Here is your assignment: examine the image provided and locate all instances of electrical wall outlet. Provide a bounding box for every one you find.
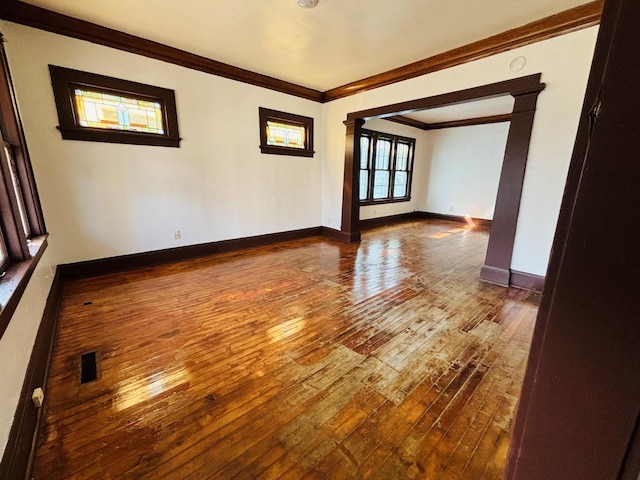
[174,230,181,240]
[32,387,44,408]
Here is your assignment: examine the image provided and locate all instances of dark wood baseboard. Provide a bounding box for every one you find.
[59,227,323,280]
[0,269,63,480]
[416,211,493,227]
[510,270,545,293]
[321,226,361,243]
[320,226,349,243]
[480,265,546,292]
[480,264,511,286]
[359,212,418,229]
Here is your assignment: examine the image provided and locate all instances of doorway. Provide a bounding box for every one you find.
[340,74,545,287]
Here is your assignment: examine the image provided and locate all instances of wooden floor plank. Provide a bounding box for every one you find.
[33,220,539,479]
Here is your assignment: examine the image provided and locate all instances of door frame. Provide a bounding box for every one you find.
[340,74,545,286]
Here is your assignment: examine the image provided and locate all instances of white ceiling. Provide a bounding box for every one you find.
[396,95,515,124]
[22,0,592,91]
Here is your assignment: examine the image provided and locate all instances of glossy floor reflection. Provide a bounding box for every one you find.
[34,219,538,479]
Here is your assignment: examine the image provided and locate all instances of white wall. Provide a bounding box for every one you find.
[0,250,55,456]
[0,20,324,462]
[1,21,324,267]
[322,26,598,276]
[359,118,428,220]
[419,123,510,220]
[0,19,598,462]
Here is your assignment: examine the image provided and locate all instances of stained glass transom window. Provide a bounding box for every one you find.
[266,121,305,149]
[259,108,314,157]
[49,65,180,147]
[73,89,165,135]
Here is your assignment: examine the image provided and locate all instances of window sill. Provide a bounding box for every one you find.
[360,197,411,206]
[0,235,48,339]
[57,127,181,147]
[259,145,315,157]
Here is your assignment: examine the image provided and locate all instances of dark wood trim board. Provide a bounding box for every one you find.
[340,118,365,242]
[320,226,353,243]
[416,211,492,227]
[347,74,544,122]
[59,227,323,280]
[424,114,513,131]
[510,270,545,293]
[0,269,63,480]
[359,212,419,229]
[0,237,48,340]
[0,0,602,103]
[506,0,640,477]
[385,113,512,131]
[0,0,322,102]
[323,1,603,101]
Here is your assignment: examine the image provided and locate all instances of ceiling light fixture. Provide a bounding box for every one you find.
[297,0,319,7]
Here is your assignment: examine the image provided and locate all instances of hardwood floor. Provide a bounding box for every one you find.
[33,220,539,479]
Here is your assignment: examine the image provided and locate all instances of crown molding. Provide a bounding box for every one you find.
[0,1,603,104]
[385,113,512,131]
[0,0,324,102]
[323,0,603,102]
[384,115,430,130]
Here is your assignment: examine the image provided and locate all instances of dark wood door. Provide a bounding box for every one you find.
[505,0,640,478]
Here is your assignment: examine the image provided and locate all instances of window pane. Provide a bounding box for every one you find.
[360,136,370,169]
[266,121,306,149]
[396,143,409,170]
[375,139,391,169]
[0,229,8,270]
[73,88,166,135]
[3,144,29,238]
[359,171,369,200]
[373,170,390,199]
[394,171,408,198]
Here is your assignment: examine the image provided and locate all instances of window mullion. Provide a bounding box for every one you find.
[9,144,45,236]
[388,139,398,200]
[0,226,9,273]
[0,145,29,261]
[368,133,378,202]
[407,142,415,198]
[366,134,374,201]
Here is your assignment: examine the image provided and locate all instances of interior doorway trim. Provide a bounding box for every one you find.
[340,74,545,287]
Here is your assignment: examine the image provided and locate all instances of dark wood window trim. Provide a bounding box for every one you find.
[0,34,48,339]
[0,235,48,338]
[49,65,181,147]
[258,107,314,157]
[359,128,415,205]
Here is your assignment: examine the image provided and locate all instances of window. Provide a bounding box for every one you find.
[0,38,48,339]
[49,65,181,147]
[259,107,314,157]
[359,129,415,204]
[3,142,29,237]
